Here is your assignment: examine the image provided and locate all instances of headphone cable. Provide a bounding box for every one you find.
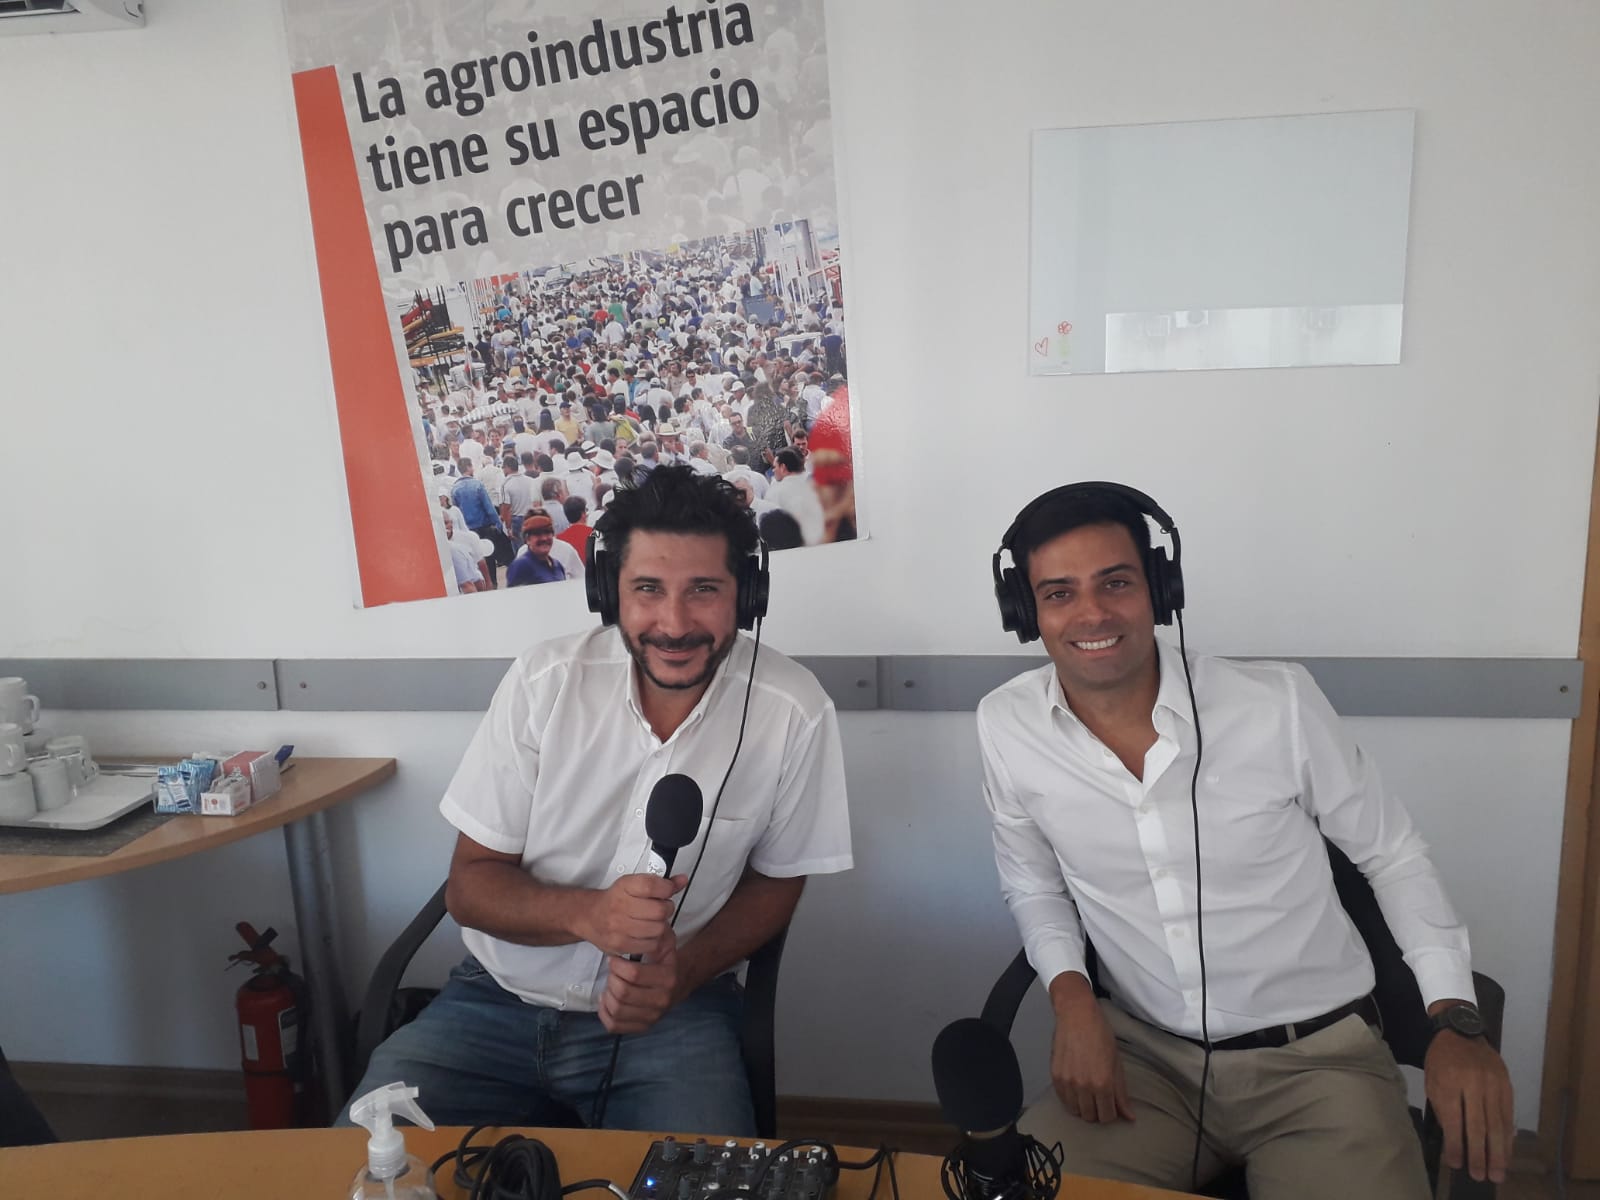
[1176,610,1211,1192]
[589,615,763,1128]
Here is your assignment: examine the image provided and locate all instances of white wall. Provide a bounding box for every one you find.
[1,0,1598,1133]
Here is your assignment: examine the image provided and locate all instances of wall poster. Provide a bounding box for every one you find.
[284,0,857,606]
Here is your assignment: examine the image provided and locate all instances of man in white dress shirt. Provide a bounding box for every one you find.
[978,482,1512,1197]
[343,466,852,1135]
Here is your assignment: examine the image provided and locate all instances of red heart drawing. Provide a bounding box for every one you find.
[1033,337,1049,356]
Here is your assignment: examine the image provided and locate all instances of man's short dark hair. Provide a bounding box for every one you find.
[563,494,589,523]
[597,465,757,578]
[1010,487,1153,583]
[773,448,804,475]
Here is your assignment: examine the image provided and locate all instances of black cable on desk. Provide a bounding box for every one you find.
[429,1125,625,1200]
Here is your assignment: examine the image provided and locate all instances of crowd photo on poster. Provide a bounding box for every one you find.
[409,219,853,596]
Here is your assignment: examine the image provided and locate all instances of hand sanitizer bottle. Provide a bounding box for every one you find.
[348,1082,437,1200]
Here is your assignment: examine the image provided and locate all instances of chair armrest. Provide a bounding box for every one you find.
[740,924,789,1140]
[981,948,1037,1036]
[353,881,450,1091]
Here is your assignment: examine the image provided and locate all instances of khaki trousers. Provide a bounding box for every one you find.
[1019,1001,1430,1200]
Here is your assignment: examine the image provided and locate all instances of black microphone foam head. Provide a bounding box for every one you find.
[931,1018,1025,1134]
[645,773,704,849]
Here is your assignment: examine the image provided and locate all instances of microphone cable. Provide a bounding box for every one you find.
[589,614,763,1128]
[1176,610,1211,1193]
[429,1125,627,1199]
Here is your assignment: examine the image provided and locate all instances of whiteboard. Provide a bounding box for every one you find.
[1030,109,1415,375]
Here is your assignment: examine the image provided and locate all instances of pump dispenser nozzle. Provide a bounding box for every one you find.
[349,1082,435,1181]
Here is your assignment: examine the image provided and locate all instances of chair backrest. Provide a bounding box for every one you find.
[353,881,450,1088]
[350,881,791,1138]
[1323,842,1433,1066]
[740,923,789,1140]
[1323,842,1505,1062]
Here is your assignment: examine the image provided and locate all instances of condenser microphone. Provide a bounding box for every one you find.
[932,1018,1063,1200]
[643,773,703,876]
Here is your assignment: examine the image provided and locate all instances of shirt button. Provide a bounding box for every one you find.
[615,864,625,874]
[635,809,643,818]
[569,983,582,992]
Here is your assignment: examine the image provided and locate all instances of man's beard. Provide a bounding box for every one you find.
[620,627,736,692]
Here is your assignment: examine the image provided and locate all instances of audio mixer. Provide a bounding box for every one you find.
[627,1137,837,1199]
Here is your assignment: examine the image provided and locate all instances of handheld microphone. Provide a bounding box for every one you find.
[625,774,704,964]
[932,1018,1063,1200]
[643,772,703,876]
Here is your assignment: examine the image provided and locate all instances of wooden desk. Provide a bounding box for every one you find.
[0,1126,1199,1198]
[0,757,398,1118]
[0,758,395,894]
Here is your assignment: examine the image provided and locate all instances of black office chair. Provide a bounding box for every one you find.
[979,841,1506,1200]
[0,1044,57,1148]
[350,882,790,1138]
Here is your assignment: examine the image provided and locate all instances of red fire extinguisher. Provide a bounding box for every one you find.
[228,922,310,1129]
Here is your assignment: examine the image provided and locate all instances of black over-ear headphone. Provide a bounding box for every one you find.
[991,481,1184,643]
[586,522,770,631]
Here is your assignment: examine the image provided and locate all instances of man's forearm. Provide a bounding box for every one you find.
[445,859,595,947]
[674,870,805,1000]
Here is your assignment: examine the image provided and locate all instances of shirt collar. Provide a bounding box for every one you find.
[1046,636,1195,732]
[624,630,747,745]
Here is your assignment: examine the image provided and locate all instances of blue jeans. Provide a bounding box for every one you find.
[338,957,755,1136]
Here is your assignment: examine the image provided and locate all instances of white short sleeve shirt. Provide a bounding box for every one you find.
[440,626,853,1009]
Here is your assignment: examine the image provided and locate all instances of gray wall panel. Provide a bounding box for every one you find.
[1289,657,1582,719]
[0,659,278,711]
[886,656,1047,712]
[793,656,879,711]
[276,659,513,712]
[885,656,1583,719]
[0,656,1581,718]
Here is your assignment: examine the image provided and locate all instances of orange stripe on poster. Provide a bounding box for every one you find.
[292,65,446,606]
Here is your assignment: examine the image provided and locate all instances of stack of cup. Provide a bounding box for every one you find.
[0,722,35,821]
[0,676,40,736]
[45,735,97,796]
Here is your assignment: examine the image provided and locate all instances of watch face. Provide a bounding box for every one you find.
[1445,1006,1486,1038]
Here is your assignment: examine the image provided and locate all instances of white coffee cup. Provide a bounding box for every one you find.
[0,677,40,735]
[28,757,72,812]
[45,735,98,787]
[0,723,26,776]
[0,771,35,821]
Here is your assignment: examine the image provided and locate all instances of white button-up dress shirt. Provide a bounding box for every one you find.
[442,626,852,1011]
[978,639,1474,1039]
